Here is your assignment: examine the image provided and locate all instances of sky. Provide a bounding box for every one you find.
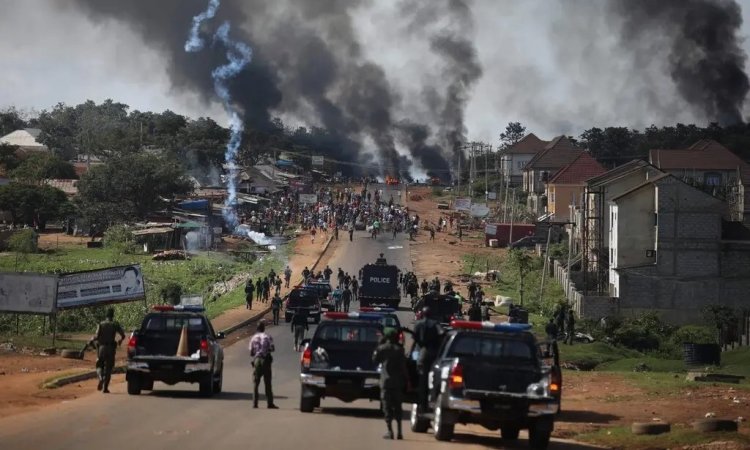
[2,0,750,146]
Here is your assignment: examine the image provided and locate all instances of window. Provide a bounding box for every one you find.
[316,325,382,343]
[704,172,722,186]
[549,189,555,204]
[517,160,525,169]
[448,335,534,361]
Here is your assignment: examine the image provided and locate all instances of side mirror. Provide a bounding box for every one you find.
[216,332,226,340]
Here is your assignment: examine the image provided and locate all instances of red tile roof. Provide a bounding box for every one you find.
[649,140,750,182]
[502,133,549,155]
[549,152,607,185]
[524,136,582,170]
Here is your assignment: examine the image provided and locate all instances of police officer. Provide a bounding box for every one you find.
[244,279,255,310]
[291,308,309,351]
[87,308,125,393]
[565,310,576,345]
[372,327,407,440]
[413,307,442,412]
[351,276,359,302]
[467,301,482,321]
[271,293,283,325]
[342,286,352,313]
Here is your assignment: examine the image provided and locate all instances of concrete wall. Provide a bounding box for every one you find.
[502,154,535,182]
[548,184,582,222]
[610,186,655,270]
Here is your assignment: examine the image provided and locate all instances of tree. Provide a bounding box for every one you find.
[507,249,534,306]
[0,107,27,137]
[175,117,229,169]
[0,183,72,229]
[498,122,527,150]
[0,143,21,175]
[9,153,77,184]
[76,153,193,226]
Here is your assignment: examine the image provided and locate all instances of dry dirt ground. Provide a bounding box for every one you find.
[406,187,749,446]
[0,230,332,419]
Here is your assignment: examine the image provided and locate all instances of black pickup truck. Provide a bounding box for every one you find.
[298,313,384,412]
[284,287,322,323]
[126,305,225,397]
[406,321,560,449]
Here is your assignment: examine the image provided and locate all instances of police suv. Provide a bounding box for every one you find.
[406,321,560,449]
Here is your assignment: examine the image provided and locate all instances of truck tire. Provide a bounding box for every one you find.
[410,404,429,433]
[127,378,141,396]
[501,426,520,440]
[631,422,671,435]
[300,394,317,413]
[213,370,223,394]
[691,419,738,433]
[528,417,553,449]
[433,401,455,441]
[141,378,154,391]
[199,375,214,397]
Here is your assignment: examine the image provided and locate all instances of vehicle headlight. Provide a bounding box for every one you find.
[526,378,550,398]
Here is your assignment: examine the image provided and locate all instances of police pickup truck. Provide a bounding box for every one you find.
[299,312,384,412]
[407,321,560,449]
[126,305,225,397]
[284,286,322,324]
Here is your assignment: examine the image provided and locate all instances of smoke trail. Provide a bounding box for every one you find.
[185,1,252,229]
[609,0,749,125]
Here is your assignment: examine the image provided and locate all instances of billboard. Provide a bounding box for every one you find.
[299,194,318,204]
[470,203,490,217]
[454,198,472,211]
[56,265,146,309]
[0,273,57,314]
[312,155,324,166]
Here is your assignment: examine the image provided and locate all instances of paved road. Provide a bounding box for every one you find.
[0,185,596,450]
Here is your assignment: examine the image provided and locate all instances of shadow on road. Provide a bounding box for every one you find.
[450,432,603,449]
[146,390,288,401]
[558,409,620,424]
[320,406,408,420]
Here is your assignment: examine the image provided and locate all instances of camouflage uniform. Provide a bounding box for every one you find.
[89,315,125,393]
[372,329,407,440]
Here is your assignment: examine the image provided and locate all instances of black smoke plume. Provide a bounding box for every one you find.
[609,0,749,125]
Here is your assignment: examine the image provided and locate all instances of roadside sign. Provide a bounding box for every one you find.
[454,198,472,211]
[180,295,203,307]
[488,192,497,200]
[470,203,490,217]
[485,224,498,235]
[0,273,58,314]
[56,265,146,309]
[312,156,324,166]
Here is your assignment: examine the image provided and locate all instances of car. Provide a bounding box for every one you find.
[126,305,225,396]
[413,292,463,325]
[285,287,322,323]
[406,320,560,447]
[298,312,384,412]
[305,280,333,309]
[509,235,541,249]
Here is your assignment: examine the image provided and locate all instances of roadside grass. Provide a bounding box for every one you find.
[559,342,642,370]
[576,424,750,449]
[0,335,86,350]
[0,242,290,339]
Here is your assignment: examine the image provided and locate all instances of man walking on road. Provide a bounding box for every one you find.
[348,223,354,241]
[249,321,278,409]
[413,307,443,413]
[291,309,309,351]
[372,328,408,440]
[271,293,282,325]
[244,279,255,310]
[87,308,125,393]
[351,276,358,302]
[342,286,352,313]
[284,266,292,288]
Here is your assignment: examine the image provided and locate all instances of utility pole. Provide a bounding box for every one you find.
[509,188,516,243]
[484,143,489,202]
[539,225,553,304]
[457,146,462,198]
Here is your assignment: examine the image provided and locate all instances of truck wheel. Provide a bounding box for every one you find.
[141,379,154,391]
[501,426,520,440]
[127,378,141,396]
[213,370,223,394]
[528,417,553,449]
[410,404,429,433]
[433,402,455,441]
[300,394,316,413]
[199,375,214,397]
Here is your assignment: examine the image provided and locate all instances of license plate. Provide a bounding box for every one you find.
[337,379,353,384]
[159,364,174,370]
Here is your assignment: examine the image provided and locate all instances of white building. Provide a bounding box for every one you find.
[0,128,49,154]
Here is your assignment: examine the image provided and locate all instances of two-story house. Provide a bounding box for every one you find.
[522,136,583,218]
[545,152,606,222]
[499,133,548,185]
[608,173,750,324]
[649,140,750,223]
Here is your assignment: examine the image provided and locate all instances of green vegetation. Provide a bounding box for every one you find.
[0,183,72,229]
[8,229,38,254]
[577,424,750,449]
[0,243,289,336]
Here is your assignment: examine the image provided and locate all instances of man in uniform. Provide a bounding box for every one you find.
[413,307,443,412]
[372,328,408,440]
[284,266,292,288]
[351,276,359,302]
[249,321,278,409]
[244,279,255,310]
[565,310,576,345]
[271,293,283,325]
[87,308,125,393]
[291,308,309,351]
[341,286,352,313]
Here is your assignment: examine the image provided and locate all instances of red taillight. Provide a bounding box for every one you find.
[127,335,137,351]
[550,368,561,393]
[200,339,209,357]
[398,331,405,345]
[449,362,464,390]
[301,347,312,368]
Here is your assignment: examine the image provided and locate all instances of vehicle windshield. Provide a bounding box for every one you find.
[448,334,535,361]
[288,289,319,307]
[316,324,383,343]
[143,315,207,333]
